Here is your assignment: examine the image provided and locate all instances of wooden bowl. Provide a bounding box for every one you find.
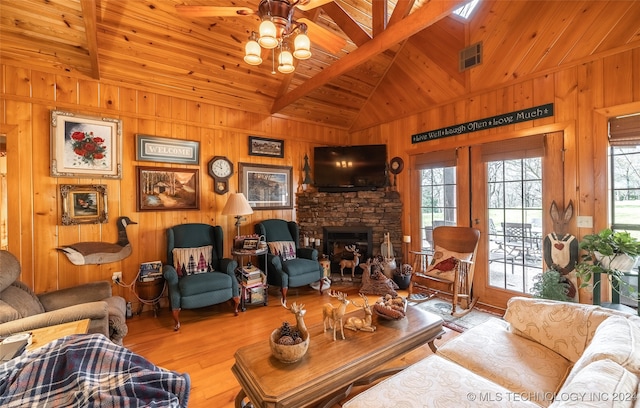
[269,328,309,363]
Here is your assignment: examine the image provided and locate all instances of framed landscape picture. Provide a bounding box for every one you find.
[248,136,284,158]
[239,163,292,210]
[60,184,108,225]
[50,110,122,178]
[136,166,199,211]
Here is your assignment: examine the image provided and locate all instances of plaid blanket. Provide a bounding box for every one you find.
[0,334,190,407]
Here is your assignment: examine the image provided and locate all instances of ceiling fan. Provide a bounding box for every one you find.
[175,0,346,56]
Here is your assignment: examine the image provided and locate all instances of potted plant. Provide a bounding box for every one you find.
[575,228,640,300]
[530,270,573,302]
[393,264,413,290]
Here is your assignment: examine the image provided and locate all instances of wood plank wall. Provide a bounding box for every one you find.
[351,48,640,286]
[0,64,348,301]
[2,46,640,304]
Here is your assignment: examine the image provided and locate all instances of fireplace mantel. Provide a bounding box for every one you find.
[296,189,404,263]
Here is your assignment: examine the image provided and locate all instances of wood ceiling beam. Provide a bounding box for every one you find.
[80,0,100,79]
[271,0,469,114]
[372,0,387,37]
[388,0,415,26]
[322,1,371,47]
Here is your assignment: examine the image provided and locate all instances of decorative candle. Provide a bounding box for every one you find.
[316,238,322,250]
[303,236,309,247]
[310,237,316,246]
[403,235,411,243]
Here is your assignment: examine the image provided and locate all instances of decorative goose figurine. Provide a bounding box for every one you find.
[57,216,137,265]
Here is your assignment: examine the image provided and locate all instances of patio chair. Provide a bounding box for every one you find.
[408,226,480,317]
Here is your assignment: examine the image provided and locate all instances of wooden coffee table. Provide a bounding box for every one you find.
[232,306,444,408]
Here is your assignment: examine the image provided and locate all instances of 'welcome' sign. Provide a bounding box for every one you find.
[411,103,554,144]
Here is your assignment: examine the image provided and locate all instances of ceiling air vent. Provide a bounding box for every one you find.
[459,42,482,71]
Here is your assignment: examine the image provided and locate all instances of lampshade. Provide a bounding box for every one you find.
[222,193,254,237]
[244,33,262,65]
[278,47,295,74]
[258,20,278,49]
[293,33,311,60]
[221,193,253,217]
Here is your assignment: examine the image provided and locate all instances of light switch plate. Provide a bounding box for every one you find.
[576,215,593,228]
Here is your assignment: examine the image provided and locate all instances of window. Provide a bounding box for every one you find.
[416,150,457,251]
[609,114,640,240]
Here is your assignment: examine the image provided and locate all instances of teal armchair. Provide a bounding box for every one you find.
[163,224,239,330]
[254,219,324,303]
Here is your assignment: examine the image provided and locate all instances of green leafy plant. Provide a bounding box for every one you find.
[531,270,573,302]
[576,228,640,300]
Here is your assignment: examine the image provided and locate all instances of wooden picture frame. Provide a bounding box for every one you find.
[60,184,108,225]
[135,134,200,165]
[50,110,122,178]
[239,163,292,210]
[248,136,284,158]
[136,166,199,211]
[243,238,259,250]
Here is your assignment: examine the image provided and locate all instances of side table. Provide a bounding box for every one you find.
[233,248,268,312]
[135,278,165,316]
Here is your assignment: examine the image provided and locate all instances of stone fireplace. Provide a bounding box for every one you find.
[296,189,404,273]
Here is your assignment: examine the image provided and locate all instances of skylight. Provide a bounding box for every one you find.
[454,0,480,19]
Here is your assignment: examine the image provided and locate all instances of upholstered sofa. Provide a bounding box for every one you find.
[344,297,640,408]
[0,250,128,344]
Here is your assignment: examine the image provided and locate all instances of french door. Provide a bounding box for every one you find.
[412,132,563,310]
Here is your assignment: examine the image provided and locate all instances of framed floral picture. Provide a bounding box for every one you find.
[50,110,123,178]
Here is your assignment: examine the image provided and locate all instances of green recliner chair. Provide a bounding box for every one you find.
[254,219,324,304]
[163,224,239,330]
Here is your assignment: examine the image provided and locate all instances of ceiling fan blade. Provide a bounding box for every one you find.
[175,5,255,17]
[298,18,346,54]
[296,0,334,12]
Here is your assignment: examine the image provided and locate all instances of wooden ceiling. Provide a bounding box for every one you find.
[1,0,639,131]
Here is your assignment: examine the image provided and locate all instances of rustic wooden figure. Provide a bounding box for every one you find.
[344,293,376,332]
[57,216,137,265]
[282,299,309,341]
[339,245,361,279]
[543,200,579,300]
[322,290,350,341]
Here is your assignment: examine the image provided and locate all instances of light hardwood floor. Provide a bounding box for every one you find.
[124,283,458,408]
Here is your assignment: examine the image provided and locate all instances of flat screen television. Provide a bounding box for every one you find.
[313,144,387,192]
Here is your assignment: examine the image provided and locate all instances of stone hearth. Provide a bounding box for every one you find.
[296,190,404,264]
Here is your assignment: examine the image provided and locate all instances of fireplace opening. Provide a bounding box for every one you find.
[323,226,373,275]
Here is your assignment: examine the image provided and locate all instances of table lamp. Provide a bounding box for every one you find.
[221,193,254,237]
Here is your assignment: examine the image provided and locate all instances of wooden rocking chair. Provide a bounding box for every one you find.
[408,226,480,317]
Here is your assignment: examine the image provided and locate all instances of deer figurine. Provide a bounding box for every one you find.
[339,245,361,279]
[322,290,350,341]
[344,293,376,332]
[282,299,309,341]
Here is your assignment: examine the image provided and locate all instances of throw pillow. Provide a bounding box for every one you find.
[551,359,638,408]
[563,315,640,385]
[424,245,473,282]
[172,245,213,277]
[268,241,297,261]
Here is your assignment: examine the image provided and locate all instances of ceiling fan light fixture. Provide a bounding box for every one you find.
[244,35,263,65]
[278,45,295,74]
[293,32,311,60]
[258,19,278,49]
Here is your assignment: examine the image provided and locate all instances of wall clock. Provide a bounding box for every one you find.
[208,156,233,195]
[389,157,404,188]
[389,157,404,175]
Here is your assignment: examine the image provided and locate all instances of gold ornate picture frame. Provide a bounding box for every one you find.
[60,184,108,225]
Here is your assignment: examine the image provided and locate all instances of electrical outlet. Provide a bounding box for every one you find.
[112,271,122,283]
